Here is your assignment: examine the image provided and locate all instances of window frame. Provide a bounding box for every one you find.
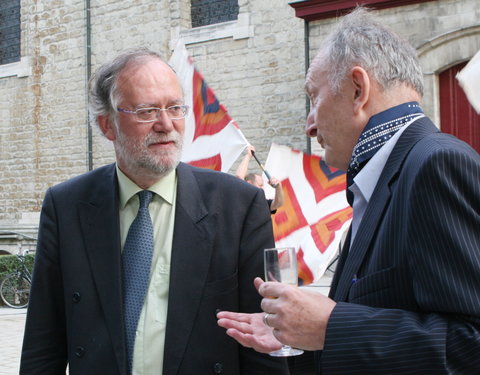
[173,12,252,46]
[0,57,31,79]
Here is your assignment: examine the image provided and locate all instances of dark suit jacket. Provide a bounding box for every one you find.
[20,163,288,375]
[320,117,480,374]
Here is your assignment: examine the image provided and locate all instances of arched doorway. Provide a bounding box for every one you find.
[439,62,480,153]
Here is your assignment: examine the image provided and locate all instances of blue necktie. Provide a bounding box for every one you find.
[122,190,154,373]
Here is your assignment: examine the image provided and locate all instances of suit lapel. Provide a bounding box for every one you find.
[333,117,439,302]
[78,164,127,373]
[328,225,351,298]
[163,163,214,375]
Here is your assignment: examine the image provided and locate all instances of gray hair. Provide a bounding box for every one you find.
[317,7,424,96]
[88,48,168,130]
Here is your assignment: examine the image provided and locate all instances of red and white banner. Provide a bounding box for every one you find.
[169,41,351,284]
[169,40,248,172]
[264,144,352,285]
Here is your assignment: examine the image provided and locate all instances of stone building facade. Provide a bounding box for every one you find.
[0,0,478,252]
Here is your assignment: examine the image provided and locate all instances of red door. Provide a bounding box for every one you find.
[439,62,480,153]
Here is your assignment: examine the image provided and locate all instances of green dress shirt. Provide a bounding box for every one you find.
[117,166,177,374]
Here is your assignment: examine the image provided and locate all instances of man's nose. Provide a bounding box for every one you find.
[152,110,174,132]
[305,110,317,137]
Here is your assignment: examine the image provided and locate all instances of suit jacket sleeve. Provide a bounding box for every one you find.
[321,145,480,374]
[21,164,126,375]
[237,188,290,373]
[20,188,68,374]
[163,165,289,374]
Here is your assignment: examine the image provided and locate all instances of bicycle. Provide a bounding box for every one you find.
[0,251,32,308]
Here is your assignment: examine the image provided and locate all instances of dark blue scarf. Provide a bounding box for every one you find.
[346,102,423,205]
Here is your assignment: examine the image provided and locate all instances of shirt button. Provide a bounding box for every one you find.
[72,292,81,303]
[213,362,223,374]
[75,346,85,358]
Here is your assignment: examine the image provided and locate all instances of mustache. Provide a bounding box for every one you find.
[144,132,181,146]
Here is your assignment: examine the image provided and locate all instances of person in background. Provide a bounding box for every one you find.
[20,48,288,375]
[218,7,480,374]
[236,145,284,213]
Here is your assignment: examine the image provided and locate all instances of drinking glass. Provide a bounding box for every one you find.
[264,247,304,357]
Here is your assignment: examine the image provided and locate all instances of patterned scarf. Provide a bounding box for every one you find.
[346,102,424,205]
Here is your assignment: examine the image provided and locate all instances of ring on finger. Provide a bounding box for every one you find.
[263,312,271,327]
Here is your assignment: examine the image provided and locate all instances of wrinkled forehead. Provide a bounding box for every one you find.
[304,63,324,96]
[305,50,328,93]
[117,57,184,99]
[120,57,178,84]
[304,72,316,96]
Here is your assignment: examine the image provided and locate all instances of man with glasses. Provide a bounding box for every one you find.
[20,48,288,375]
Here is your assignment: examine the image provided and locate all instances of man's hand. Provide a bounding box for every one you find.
[246,145,256,157]
[216,311,283,353]
[259,277,336,350]
[218,277,337,352]
[268,176,280,189]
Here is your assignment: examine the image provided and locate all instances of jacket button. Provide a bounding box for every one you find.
[75,346,85,358]
[72,292,81,303]
[213,362,223,374]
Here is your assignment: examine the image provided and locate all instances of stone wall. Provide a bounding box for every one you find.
[0,0,478,241]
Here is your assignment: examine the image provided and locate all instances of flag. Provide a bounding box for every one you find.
[456,49,480,113]
[169,39,249,172]
[264,143,352,285]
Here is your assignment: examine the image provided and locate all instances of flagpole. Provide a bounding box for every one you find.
[251,151,272,180]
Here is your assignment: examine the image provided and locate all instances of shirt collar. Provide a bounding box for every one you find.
[353,112,425,203]
[349,101,423,175]
[116,165,177,208]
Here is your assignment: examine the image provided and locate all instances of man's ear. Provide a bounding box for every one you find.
[97,115,116,141]
[350,66,370,115]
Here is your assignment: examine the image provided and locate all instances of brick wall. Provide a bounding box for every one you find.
[0,0,479,234]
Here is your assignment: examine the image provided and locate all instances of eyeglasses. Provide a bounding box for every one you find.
[117,105,189,122]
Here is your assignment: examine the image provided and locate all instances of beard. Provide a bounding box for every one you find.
[115,129,184,178]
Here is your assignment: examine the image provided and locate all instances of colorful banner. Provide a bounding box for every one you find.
[264,144,352,285]
[169,40,249,172]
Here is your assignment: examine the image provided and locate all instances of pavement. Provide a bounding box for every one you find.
[0,307,27,375]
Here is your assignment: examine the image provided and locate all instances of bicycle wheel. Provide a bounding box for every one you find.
[0,273,31,308]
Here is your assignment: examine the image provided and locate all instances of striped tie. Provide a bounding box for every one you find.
[122,190,154,373]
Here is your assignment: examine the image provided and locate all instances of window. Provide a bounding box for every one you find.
[0,0,21,65]
[191,0,239,28]
[172,1,251,46]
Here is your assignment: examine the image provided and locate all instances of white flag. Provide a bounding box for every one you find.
[264,143,352,285]
[456,49,480,113]
[169,40,248,172]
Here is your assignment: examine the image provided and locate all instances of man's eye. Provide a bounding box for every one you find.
[168,106,184,114]
[141,108,156,114]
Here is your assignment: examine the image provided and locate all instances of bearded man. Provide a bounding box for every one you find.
[20,48,288,375]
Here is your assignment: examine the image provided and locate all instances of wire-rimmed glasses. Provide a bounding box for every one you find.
[117,105,189,122]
